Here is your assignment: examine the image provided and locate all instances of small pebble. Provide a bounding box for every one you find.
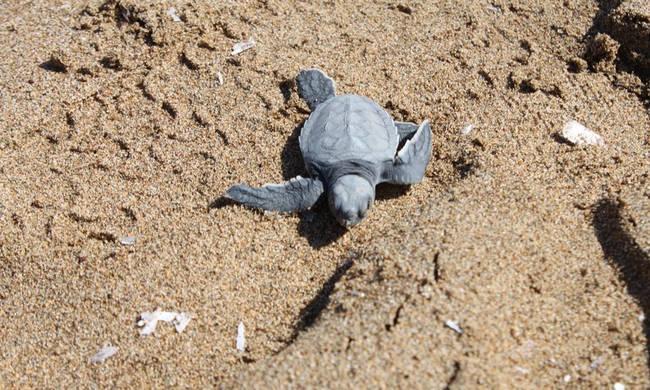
[614,383,625,390]
[563,374,572,383]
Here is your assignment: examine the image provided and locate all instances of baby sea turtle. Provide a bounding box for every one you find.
[225,68,432,227]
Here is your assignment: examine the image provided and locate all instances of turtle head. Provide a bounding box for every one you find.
[328,175,375,228]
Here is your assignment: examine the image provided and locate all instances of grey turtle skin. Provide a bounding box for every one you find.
[225,68,432,227]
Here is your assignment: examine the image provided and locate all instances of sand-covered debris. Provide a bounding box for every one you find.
[89,345,118,364]
[559,121,605,146]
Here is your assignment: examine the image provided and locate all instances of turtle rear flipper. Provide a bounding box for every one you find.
[384,120,432,185]
[225,176,324,212]
[296,68,336,111]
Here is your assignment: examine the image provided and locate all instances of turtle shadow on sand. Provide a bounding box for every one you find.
[207,121,344,249]
[592,199,650,372]
[209,190,344,249]
[279,121,345,248]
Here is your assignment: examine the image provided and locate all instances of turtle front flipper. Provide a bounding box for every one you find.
[225,176,325,213]
[296,68,336,111]
[394,121,419,143]
[384,120,432,185]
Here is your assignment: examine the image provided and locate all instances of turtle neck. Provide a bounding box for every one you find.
[308,159,381,191]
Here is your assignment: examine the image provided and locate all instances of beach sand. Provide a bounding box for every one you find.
[0,0,648,387]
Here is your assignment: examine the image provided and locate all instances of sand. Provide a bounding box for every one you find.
[0,0,648,388]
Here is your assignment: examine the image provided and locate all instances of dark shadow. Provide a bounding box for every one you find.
[452,155,478,179]
[99,55,122,71]
[295,183,407,248]
[208,196,237,211]
[585,0,622,37]
[551,132,575,146]
[593,199,650,372]
[268,257,354,355]
[40,58,67,73]
[280,122,306,180]
[279,79,294,103]
[294,258,354,331]
[583,0,649,108]
[278,120,347,248]
[208,192,345,248]
[375,182,410,201]
[296,200,346,249]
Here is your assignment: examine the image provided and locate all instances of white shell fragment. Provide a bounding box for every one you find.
[119,236,136,246]
[231,38,256,55]
[216,71,224,86]
[445,320,463,334]
[167,7,182,22]
[563,374,572,383]
[173,312,192,333]
[138,309,191,336]
[138,309,176,335]
[559,121,604,146]
[236,322,246,352]
[639,313,645,322]
[460,124,475,136]
[614,383,625,390]
[90,345,118,364]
